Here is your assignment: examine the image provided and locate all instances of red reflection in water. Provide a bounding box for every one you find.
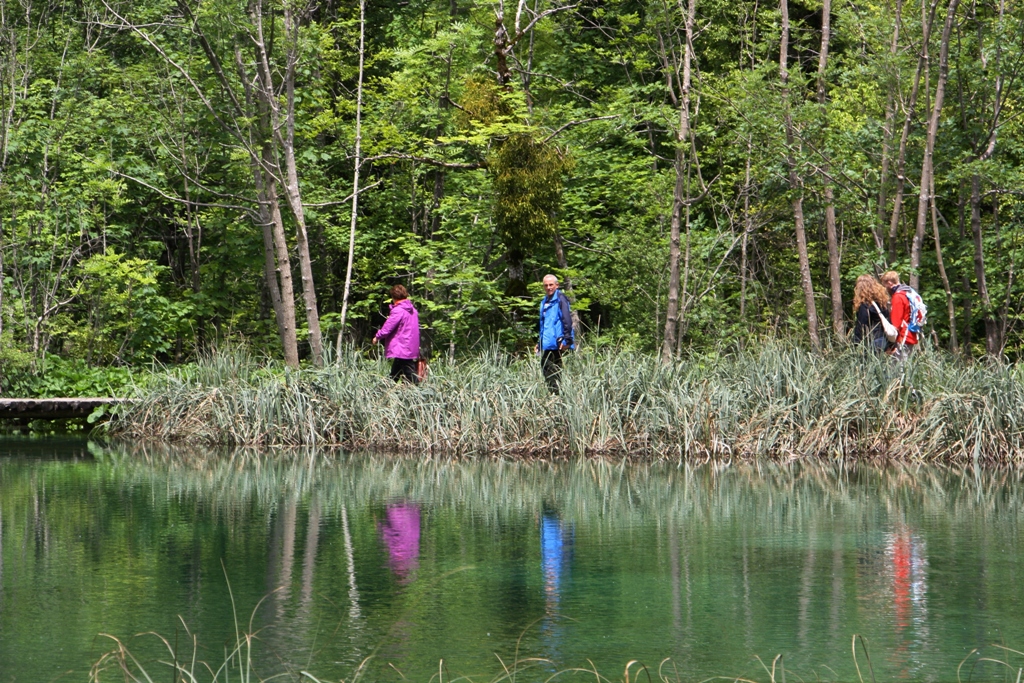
[892,531,912,629]
[886,524,928,679]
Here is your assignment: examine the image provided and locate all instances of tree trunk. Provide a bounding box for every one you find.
[160,0,301,365]
[910,0,960,291]
[661,0,695,362]
[817,0,844,337]
[338,0,366,353]
[505,253,527,297]
[740,139,752,320]
[272,3,323,365]
[998,234,1015,356]
[280,133,324,365]
[930,171,957,351]
[181,182,202,296]
[965,0,1006,356]
[262,167,301,367]
[494,4,513,85]
[780,0,820,350]
[875,0,902,253]
[678,193,693,356]
[888,0,940,262]
[970,176,998,354]
[822,190,843,338]
[663,151,684,361]
[956,183,973,349]
[248,37,300,367]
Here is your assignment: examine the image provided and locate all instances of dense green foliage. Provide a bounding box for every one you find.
[1,0,1023,375]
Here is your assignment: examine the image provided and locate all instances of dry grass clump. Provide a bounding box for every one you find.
[108,343,1024,462]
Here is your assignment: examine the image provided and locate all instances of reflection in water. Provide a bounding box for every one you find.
[379,503,420,583]
[301,497,321,607]
[887,524,929,677]
[541,505,573,613]
[540,505,573,664]
[341,504,362,622]
[3,444,1024,683]
[267,497,298,620]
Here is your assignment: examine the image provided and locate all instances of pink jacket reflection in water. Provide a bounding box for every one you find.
[379,504,420,583]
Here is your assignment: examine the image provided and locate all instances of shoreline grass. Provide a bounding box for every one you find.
[107,343,1024,462]
[88,615,1024,683]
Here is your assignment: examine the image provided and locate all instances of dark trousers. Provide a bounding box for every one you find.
[540,349,563,394]
[390,358,419,383]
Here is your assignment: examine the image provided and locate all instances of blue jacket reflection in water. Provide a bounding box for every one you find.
[541,507,573,663]
[538,275,574,394]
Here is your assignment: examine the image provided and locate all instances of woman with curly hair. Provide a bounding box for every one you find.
[852,274,891,351]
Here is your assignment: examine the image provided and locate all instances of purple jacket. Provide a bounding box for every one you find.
[375,298,420,359]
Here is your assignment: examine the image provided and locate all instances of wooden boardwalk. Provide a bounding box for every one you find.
[0,398,130,419]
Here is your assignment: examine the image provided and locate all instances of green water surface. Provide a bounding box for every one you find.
[2,439,1024,682]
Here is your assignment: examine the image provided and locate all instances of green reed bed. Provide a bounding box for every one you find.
[108,343,1024,462]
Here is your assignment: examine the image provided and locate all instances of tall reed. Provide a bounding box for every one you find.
[109,343,1024,462]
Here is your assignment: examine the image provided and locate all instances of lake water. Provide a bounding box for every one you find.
[2,438,1024,682]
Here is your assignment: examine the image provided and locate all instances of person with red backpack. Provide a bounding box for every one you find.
[880,271,927,359]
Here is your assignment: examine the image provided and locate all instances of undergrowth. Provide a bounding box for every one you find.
[106,342,1024,462]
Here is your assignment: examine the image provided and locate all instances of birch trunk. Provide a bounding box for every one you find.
[338,0,365,354]
[248,33,300,367]
[817,0,844,337]
[154,0,301,365]
[262,165,301,367]
[280,4,323,365]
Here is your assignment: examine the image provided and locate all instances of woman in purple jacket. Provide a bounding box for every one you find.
[372,284,421,383]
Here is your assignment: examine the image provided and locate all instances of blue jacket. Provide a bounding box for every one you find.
[539,290,574,351]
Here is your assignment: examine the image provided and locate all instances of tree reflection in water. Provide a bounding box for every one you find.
[4,443,1024,682]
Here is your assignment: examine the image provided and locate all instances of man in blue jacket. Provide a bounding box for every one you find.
[535,274,574,394]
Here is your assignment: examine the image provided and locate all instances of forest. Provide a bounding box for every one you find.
[1,0,1022,380]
